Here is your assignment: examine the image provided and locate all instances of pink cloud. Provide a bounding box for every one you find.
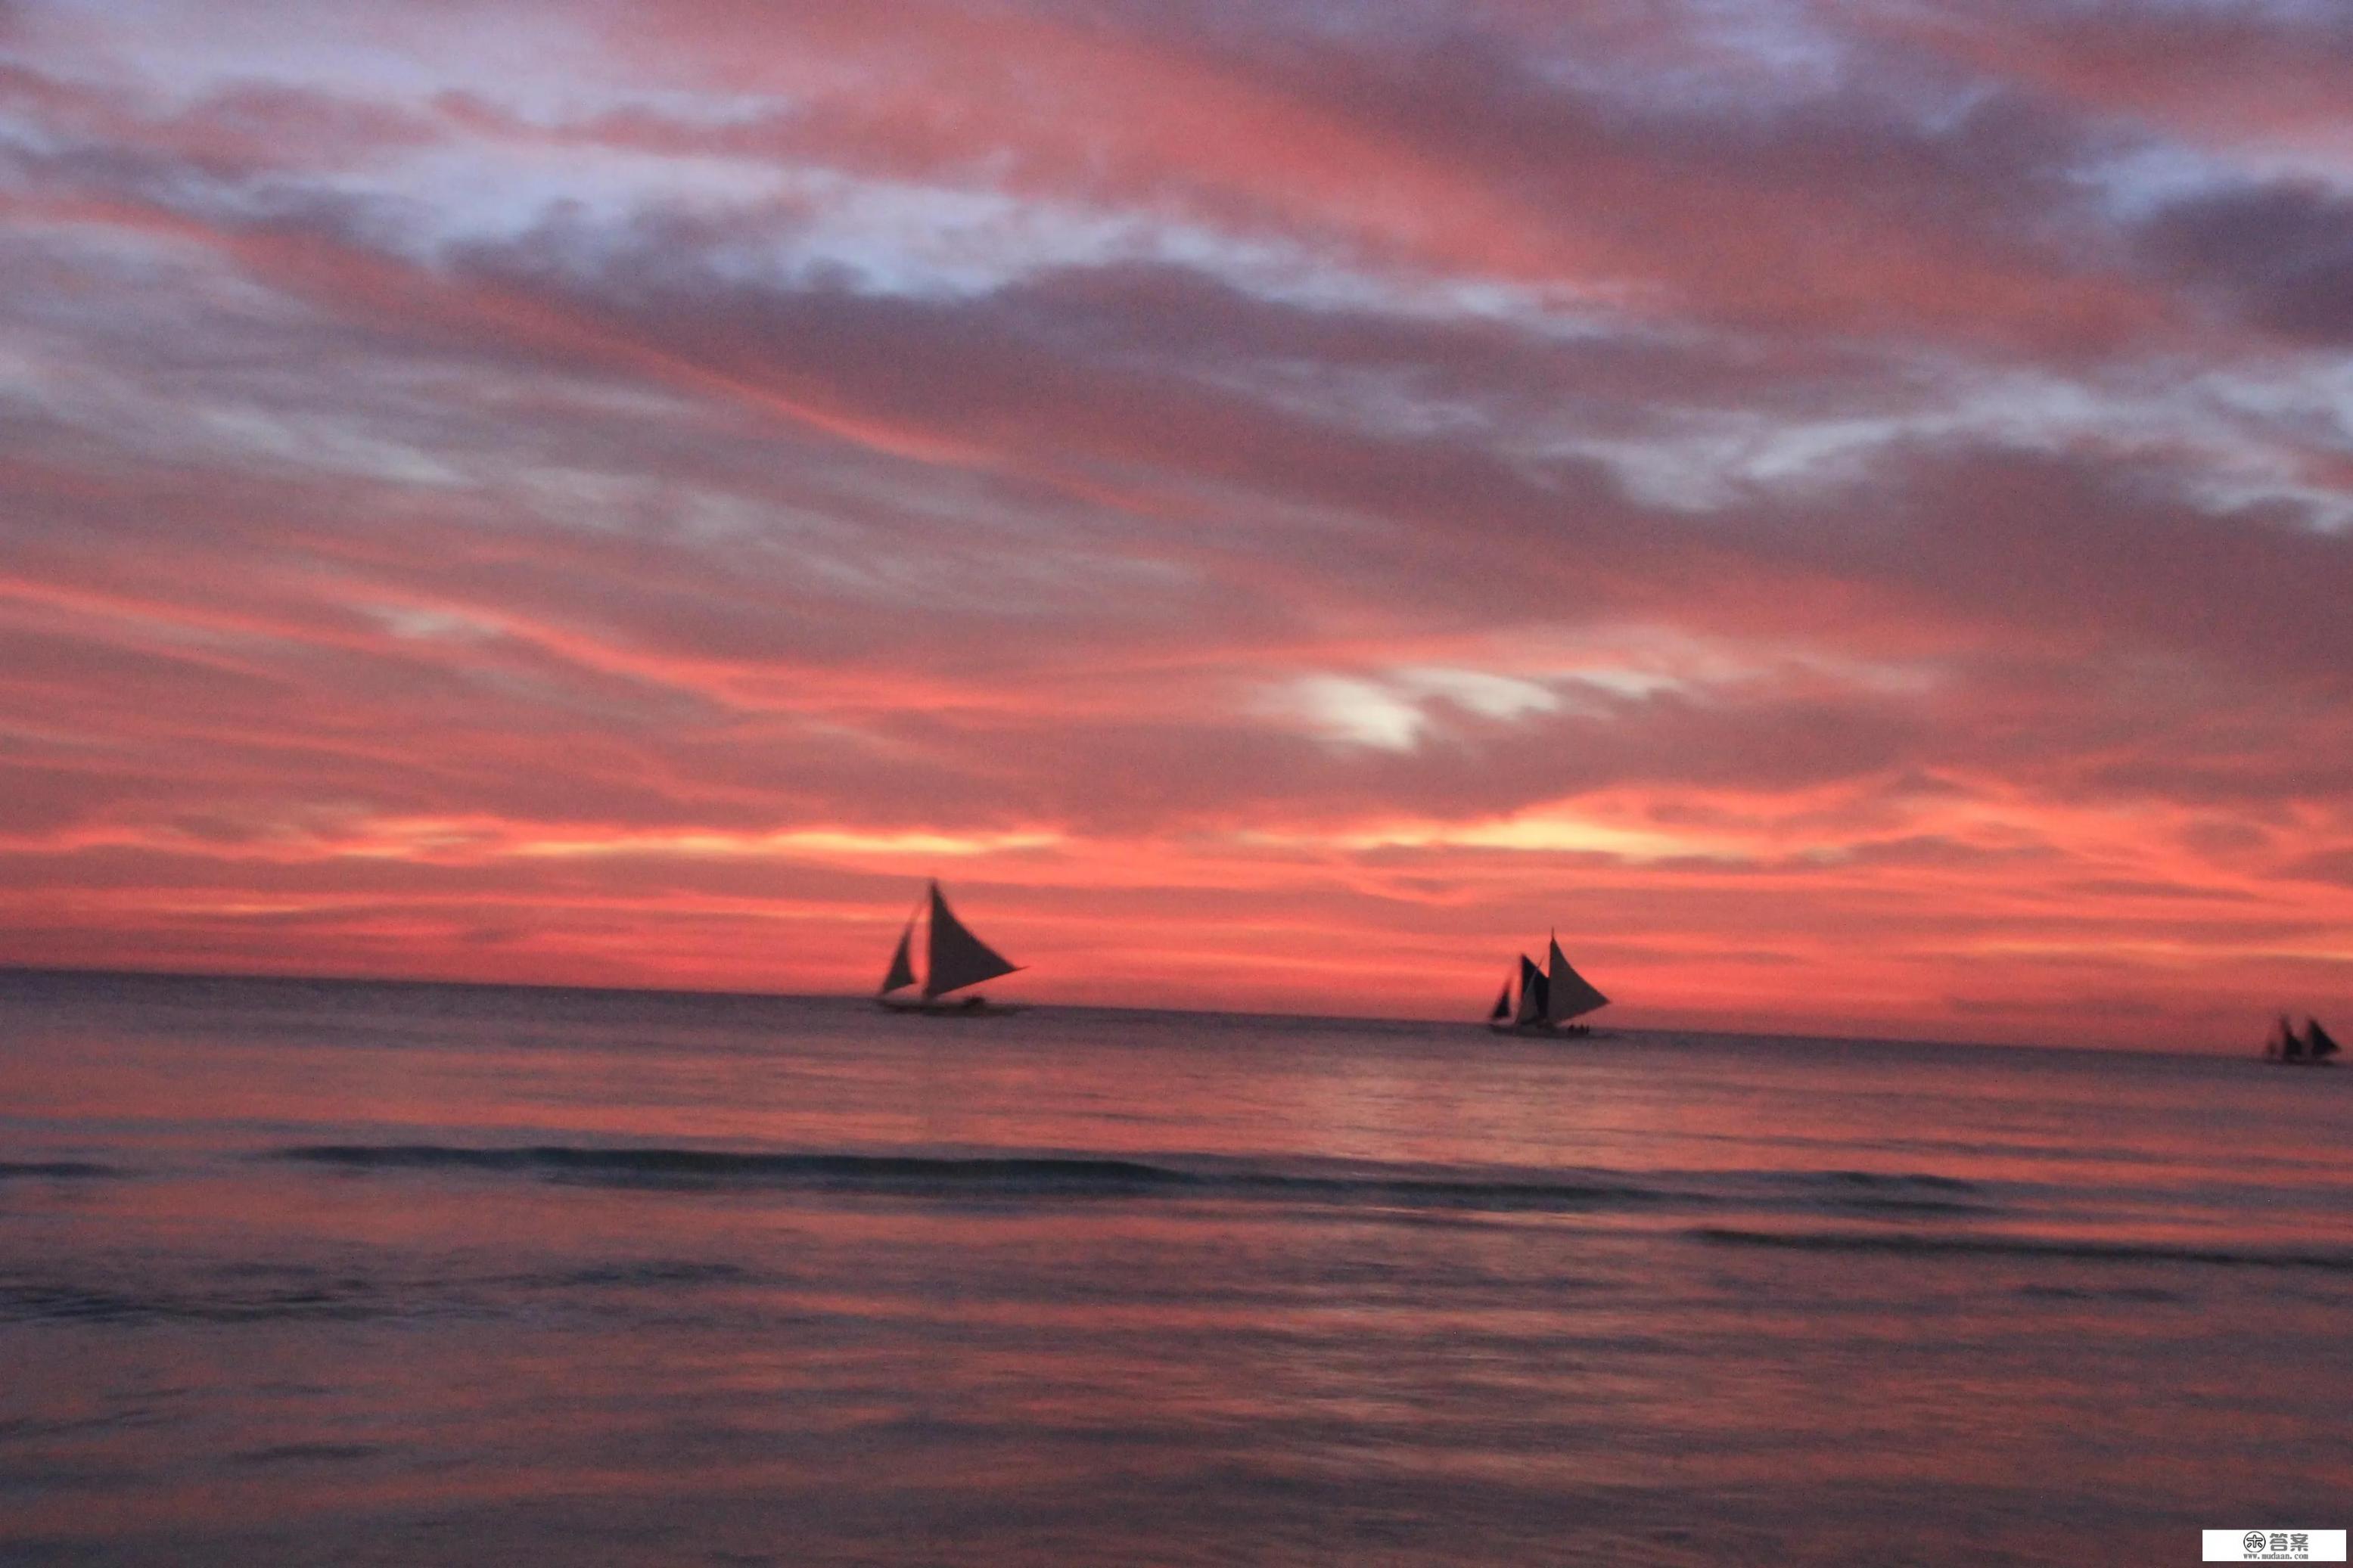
[2,0,2349,1043]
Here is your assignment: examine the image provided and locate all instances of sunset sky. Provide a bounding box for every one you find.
[4,0,2351,1045]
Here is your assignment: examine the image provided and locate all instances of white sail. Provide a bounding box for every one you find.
[879,920,917,995]
[922,881,1020,998]
[1546,936,1609,1023]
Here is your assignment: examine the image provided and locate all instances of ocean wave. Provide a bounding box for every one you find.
[0,1161,115,1179]
[521,1261,756,1289]
[1689,1226,2353,1271]
[234,1443,382,1465]
[3,1256,772,1327]
[0,1280,407,1325]
[266,1144,2033,1224]
[1764,1171,1995,1216]
[1229,1172,1671,1211]
[1816,1170,1980,1192]
[2015,1284,2184,1303]
[270,1144,1672,1211]
[276,1144,1199,1189]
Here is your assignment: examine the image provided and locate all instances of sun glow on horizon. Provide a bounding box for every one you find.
[3,0,2351,1045]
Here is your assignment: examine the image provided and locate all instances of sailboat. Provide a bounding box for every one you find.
[1486,933,1609,1036]
[878,880,1026,1014]
[2263,1014,2341,1066]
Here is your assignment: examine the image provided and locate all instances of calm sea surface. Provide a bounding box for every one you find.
[2,970,2348,1565]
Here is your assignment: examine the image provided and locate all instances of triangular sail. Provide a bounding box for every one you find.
[879,921,917,995]
[923,882,1019,998]
[2308,1019,2341,1060]
[1546,936,1610,1023]
[1488,979,1512,1022]
[1512,955,1547,1025]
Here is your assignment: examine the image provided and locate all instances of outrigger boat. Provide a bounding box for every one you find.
[878,880,1026,1014]
[2263,1014,2341,1065]
[1487,933,1609,1036]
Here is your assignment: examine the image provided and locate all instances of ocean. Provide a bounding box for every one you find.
[2,970,2347,1565]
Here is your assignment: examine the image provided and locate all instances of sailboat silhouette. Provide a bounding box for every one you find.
[1487,932,1609,1036]
[878,881,1027,1014]
[2263,1014,2340,1065]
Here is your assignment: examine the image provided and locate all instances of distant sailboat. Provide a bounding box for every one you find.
[1487,933,1609,1036]
[878,881,1026,1014]
[2264,1014,2340,1066]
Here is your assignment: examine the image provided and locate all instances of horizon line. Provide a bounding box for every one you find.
[0,961,2252,1060]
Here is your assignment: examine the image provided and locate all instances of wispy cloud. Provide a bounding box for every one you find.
[2,0,2350,1039]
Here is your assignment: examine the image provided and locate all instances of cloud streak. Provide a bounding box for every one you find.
[2,0,2350,1043]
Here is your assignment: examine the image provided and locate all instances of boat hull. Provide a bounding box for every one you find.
[1486,1021,1599,1038]
[878,995,1026,1017]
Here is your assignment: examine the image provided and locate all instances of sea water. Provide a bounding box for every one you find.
[2,971,2348,1565]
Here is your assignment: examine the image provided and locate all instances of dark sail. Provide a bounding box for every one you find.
[923,882,1020,999]
[2307,1019,2341,1061]
[879,921,917,995]
[1545,936,1610,1023]
[1497,933,1609,1029]
[1511,955,1549,1026]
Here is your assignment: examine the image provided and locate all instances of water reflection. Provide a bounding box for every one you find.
[2,974,2348,1564]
